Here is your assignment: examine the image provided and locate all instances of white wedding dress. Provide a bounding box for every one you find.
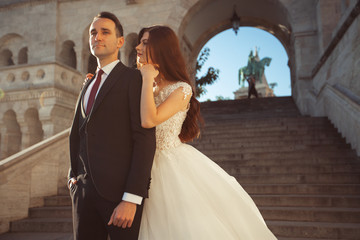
[139,82,277,240]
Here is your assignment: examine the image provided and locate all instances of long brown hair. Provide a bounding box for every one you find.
[139,25,203,142]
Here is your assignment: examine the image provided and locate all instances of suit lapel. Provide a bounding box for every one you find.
[88,62,127,118]
[70,74,95,137]
[79,75,95,117]
[72,75,94,118]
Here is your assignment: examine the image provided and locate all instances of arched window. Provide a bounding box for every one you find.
[18,47,28,64]
[0,49,15,66]
[0,33,26,67]
[24,108,43,147]
[59,40,77,69]
[3,110,21,158]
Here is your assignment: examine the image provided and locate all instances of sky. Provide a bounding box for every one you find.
[196,27,291,102]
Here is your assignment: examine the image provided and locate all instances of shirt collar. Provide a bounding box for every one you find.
[97,59,120,76]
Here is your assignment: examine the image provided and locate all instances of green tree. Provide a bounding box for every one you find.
[195,47,220,98]
[269,82,278,89]
[215,95,231,101]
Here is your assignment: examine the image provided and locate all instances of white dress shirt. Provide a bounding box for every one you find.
[83,59,143,205]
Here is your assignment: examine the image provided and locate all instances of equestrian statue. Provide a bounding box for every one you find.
[238,48,272,87]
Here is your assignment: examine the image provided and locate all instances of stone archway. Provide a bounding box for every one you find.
[24,108,43,148]
[2,110,21,158]
[177,0,293,81]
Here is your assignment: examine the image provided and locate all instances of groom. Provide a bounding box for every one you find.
[68,12,156,240]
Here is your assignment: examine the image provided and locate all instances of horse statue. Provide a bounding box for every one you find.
[238,50,272,87]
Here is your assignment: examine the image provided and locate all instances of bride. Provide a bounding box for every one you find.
[136,25,277,240]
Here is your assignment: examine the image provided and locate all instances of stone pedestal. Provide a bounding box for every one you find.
[234,83,275,99]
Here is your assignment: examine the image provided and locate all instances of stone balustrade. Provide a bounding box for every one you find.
[0,62,83,94]
[0,128,70,234]
[0,63,83,159]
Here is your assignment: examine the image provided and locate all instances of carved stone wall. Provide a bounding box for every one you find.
[0,0,359,157]
[0,63,82,159]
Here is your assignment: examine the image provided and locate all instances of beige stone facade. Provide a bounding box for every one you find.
[0,0,360,234]
[0,0,359,153]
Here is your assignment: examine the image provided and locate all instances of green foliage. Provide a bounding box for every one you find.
[269,82,278,89]
[215,95,231,101]
[195,47,220,98]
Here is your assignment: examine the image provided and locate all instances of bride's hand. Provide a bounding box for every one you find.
[139,64,159,81]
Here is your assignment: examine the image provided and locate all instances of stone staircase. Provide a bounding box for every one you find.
[193,97,360,239]
[0,187,73,240]
[1,96,360,240]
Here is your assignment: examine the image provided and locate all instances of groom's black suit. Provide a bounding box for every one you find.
[68,62,156,240]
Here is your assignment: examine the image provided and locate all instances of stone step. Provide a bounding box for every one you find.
[201,96,295,104]
[201,105,300,113]
[204,115,331,122]
[193,139,347,150]
[252,195,360,208]
[217,157,359,167]
[0,232,73,240]
[201,101,298,108]
[203,115,326,122]
[267,220,360,239]
[200,123,337,134]
[207,150,357,162]
[202,120,335,131]
[11,218,72,233]
[58,187,70,196]
[203,116,328,124]
[196,131,342,142]
[200,123,340,133]
[235,173,360,184]
[260,206,360,223]
[197,131,340,142]
[201,106,300,112]
[201,103,299,112]
[29,206,71,218]
[202,112,303,120]
[224,163,360,175]
[202,108,300,114]
[243,184,360,195]
[202,145,352,157]
[44,195,71,207]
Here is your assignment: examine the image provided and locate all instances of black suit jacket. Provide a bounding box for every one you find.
[69,62,156,202]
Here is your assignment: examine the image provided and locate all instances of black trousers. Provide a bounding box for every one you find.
[248,85,258,98]
[70,175,144,240]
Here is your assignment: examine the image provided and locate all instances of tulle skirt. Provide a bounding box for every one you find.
[139,144,277,240]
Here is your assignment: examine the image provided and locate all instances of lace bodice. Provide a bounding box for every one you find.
[154,82,192,150]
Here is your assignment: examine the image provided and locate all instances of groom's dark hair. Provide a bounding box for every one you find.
[94,12,124,37]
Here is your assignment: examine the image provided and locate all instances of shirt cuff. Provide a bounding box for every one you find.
[122,192,143,205]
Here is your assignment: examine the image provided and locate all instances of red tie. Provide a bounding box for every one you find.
[86,69,104,115]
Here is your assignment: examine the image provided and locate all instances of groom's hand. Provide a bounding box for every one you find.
[108,201,137,228]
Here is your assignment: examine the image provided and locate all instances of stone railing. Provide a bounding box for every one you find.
[316,84,360,156]
[297,3,360,157]
[0,128,70,234]
[0,62,83,95]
